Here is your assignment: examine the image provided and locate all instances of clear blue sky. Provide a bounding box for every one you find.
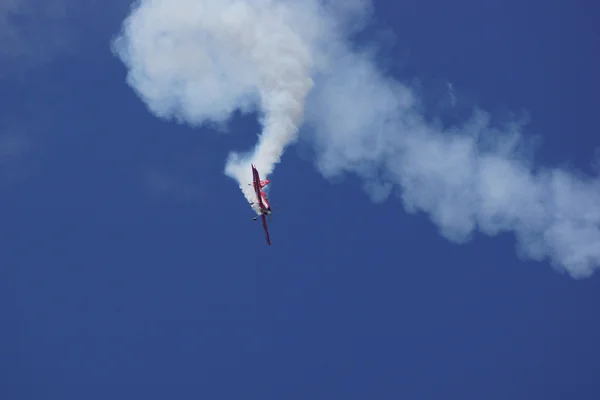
[1,0,599,399]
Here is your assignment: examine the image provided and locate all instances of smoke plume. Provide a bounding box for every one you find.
[112,0,600,278]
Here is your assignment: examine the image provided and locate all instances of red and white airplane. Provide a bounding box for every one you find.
[250,164,272,246]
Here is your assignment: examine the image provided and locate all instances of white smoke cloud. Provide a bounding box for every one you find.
[111,0,368,210]
[112,0,600,278]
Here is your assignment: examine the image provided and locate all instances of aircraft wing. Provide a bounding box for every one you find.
[251,164,265,209]
[261,214,271,245]
[251,164,271,245]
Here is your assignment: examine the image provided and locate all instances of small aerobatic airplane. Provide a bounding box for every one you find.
[250,164,272,246]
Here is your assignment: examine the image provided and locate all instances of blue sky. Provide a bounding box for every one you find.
[1,0,599,399]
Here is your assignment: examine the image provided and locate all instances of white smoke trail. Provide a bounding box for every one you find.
[112,0,600,278]
[112,0,331,211]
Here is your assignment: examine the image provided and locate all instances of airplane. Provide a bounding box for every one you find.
[249,164,272,246]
